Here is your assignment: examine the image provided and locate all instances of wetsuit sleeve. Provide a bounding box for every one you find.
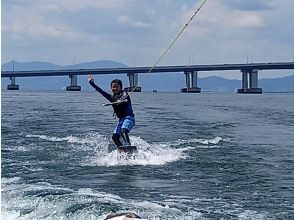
[89,79,113,102]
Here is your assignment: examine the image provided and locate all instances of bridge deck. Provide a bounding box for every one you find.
[2,62,294,78]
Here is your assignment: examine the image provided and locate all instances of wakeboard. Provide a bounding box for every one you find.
[117,146,138,154]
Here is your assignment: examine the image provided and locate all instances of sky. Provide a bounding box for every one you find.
[2,0,294,79]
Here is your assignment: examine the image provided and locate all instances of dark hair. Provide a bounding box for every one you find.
[110,79,123,88]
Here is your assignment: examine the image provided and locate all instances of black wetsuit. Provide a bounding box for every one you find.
[89,79,134,119]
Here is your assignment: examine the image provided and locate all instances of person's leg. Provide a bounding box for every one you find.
[121,128,131,146]
[112,133,122,148]
[112,119,123,148]
[121,116,135,146]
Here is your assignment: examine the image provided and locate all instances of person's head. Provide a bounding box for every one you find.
[110,79,123,94]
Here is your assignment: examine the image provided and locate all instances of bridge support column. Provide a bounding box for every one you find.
[66,75,81,91]
[241,70,248,89]
[126,73,141,92]
[7,77,19,90]
[237,69,262,94]
[180,71,201,93]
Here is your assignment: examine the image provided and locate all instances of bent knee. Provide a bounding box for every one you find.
[121,128,129,133]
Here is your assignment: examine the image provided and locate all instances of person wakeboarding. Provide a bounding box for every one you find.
[88,75,135,149]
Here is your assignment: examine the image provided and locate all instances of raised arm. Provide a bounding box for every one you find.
[88,75,113,102]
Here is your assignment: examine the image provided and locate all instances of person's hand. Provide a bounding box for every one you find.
[88,74,94,82]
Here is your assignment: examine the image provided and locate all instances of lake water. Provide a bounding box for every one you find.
[1,91,294,219]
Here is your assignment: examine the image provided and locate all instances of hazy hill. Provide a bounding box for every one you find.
[259,75,294,92]
[2,60,128,71]
[65,60,128,69]
[2,60,294,92]
[1,60,129,91]
[2,60,61,71]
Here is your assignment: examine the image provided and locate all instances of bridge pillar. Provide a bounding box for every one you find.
[66,75,81,91]
[249,69,259,88]
[126,73,141,92]
[180,71,201,93]
[237,69,262,94]
[7,77,19,90]
[241,70,248,89]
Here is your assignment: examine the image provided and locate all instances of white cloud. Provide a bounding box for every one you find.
[182,1,266,30]
[232,14,265,28]
[118,15,153,29]
[42,0,130,12]
[7,15,69,38]
[221,0,274,11]
[3,2,66,38]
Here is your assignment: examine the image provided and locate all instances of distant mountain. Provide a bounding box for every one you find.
[2,60,62,71]
[65,60,128,69]
[2,60,127,71]
[259,75,294,92]
[1,60,294,92]
[1,60,129,91]
[197,75,294,92]
[199,76,240,92]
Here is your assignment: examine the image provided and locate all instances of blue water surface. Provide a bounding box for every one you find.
[2,91,294,219]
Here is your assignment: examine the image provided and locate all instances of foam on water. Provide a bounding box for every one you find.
[24,132,228,167]
[0,177,197,220]
[4,132,271,219]
[85,135,229,167]
[26,134,96,144]
[1,177,268,220]
[238,210,268,220]
[86,136,193,167]
[165,136,229,146]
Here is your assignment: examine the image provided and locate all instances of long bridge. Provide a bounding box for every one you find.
[2,62,294,93]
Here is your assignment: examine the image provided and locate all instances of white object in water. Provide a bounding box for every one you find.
[104,212,143,220]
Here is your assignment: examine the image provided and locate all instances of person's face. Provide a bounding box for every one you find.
[111,83,122,94]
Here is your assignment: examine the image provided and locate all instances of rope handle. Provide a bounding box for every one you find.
[103,99,127,106]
